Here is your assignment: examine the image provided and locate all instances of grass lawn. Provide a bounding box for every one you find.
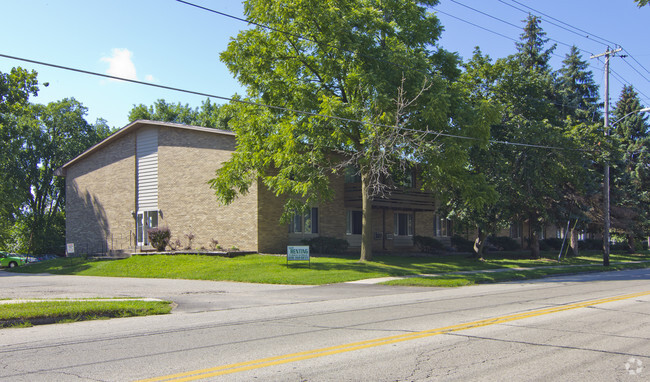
[9,251,650,285]
[0,299,173,328]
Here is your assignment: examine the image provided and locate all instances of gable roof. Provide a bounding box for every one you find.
[55,120,235,176]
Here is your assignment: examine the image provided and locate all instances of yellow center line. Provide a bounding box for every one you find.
[136,290,650,382]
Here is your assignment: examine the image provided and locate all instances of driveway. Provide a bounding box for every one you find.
[0,271,437,313]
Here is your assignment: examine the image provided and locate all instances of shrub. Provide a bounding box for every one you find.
[302,236,349,254]
[413,235,444,253]
[184,232,195,250]
[487,236,520,251]
[147,227,171,251]
[579,239,601,250]
[539,238,565,251]
[451,235,475,253]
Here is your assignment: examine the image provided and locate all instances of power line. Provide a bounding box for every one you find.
[449,0,594,56]
[498,0,618,48]
[436,1,647,106]
[0,53,585,152]
[499,0,650,99]
[620,56,650,84]
[432,8,518,43]
[175,0,435,81]
[177,0,625,113]
[622,48,650,76]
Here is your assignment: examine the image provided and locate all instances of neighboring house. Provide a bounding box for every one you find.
[57,120,593,255]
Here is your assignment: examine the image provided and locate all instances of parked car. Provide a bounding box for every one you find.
[0,251,27,268]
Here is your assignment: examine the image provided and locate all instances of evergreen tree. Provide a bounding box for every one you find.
[556,45,601,123]
[515,14,556,72]
[613,86,648,144]
[611,86,650,250]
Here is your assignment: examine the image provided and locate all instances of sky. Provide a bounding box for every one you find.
[1,0,648,129]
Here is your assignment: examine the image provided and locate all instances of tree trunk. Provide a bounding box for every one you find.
[473,229,487,260]
[360,170,373,262]
[626,234,635,254]
[530,231,540,259]
[570,229,579,257]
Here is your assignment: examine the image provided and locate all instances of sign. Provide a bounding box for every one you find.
[287,246,310,261]
[66,243,75,255]
[287,246,310,267]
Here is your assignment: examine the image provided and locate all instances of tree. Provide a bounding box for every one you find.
[515,14,556,72]
[129,98,232,129]
[556,46,600,123]
[554,45,602,255]
[611,86,650,251]
[5,98,110,254]
[0,68,39,246]
[209,0,493,261]
[634,0,649,7]
[447,15,583,259]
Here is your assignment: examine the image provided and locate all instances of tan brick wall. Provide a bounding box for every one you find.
[65,133,136,254]
[256,180,287,253]
[157,127,259,251]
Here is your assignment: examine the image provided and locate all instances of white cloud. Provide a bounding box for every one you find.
[144,74,156,83]
[101,48,137,80]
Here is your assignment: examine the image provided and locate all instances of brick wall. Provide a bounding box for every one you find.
[65,133,136,254]
[157,126,259,251]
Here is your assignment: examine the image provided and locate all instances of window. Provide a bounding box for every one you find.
[344,166,361,183]
[289,208,319,234]
[510,223,522,239]
[346,210,363,235]
[434,215,452,237]
[137,210,159,245]
[394,213,414,236]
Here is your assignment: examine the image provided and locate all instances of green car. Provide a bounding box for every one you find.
[0,251,27,268]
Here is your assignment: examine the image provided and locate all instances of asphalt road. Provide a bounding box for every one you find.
[1,268,649,381]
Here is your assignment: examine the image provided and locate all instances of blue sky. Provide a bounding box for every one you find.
[1,0,648,129]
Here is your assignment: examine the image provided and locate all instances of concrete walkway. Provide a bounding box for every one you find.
[345,261,650,284]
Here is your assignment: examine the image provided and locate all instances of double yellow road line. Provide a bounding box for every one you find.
[138,290,650,381]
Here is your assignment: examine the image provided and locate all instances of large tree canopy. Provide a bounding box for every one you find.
[210,0,494,261]
[129,98,233,129]
[1,68,110,254]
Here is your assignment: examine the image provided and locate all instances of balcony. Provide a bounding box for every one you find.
[344,183,435,211]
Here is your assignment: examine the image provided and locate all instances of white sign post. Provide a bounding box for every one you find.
[66,243,75,257]
[287,246,310,267]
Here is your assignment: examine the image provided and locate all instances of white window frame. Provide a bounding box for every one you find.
[434,215,452,237]
[137,210,159,246]
[346,210,363,235]
[289,208,319,234]
[394,212,414,237]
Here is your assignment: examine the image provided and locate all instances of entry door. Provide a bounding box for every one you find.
[136,210,158,246]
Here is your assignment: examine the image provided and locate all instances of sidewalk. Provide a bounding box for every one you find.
[345,261,650,284]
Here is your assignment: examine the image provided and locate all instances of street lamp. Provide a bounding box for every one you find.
[603,107,650,266]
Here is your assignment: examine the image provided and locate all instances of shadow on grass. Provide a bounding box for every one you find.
[6,257,102,275]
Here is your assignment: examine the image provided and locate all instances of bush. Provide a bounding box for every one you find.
[451,235,474,253]
[147,227,171,251]
[302,236,349,254]
[487,236,520,251]
[539,238,565,251]
[413,235,444,253]
[579,239,601,250]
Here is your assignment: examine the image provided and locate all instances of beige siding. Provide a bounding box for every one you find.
[136,128,159,210]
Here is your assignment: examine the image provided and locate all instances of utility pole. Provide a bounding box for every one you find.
[591,47,621,267]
